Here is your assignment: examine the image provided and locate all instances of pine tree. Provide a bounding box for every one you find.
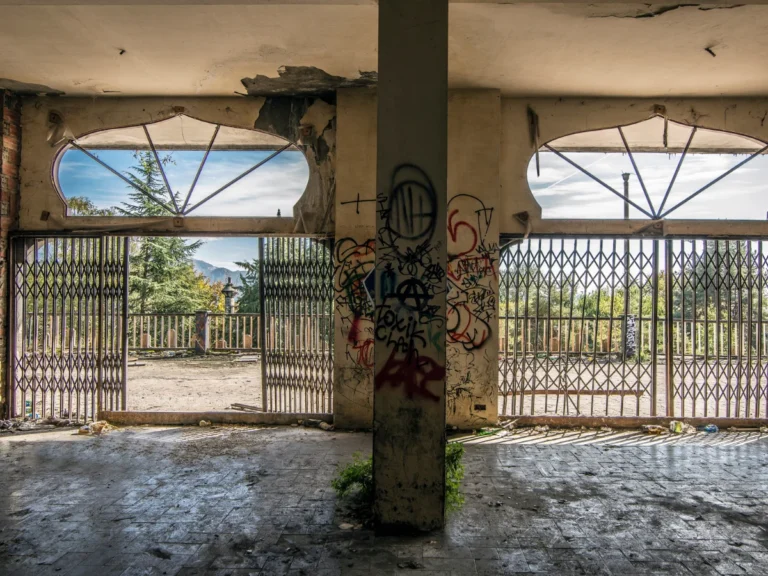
[118,151,208,314]
[234,259,260,313]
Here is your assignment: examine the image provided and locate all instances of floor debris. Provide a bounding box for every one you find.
[641,424,667,435]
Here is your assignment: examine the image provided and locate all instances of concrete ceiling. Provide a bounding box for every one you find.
[2,3,768,97]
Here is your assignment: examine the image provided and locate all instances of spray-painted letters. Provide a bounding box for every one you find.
[334,238,375,369]
[447,194,497,351]
[375,165,446,401]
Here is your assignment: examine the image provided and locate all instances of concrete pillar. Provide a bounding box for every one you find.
[445,90,500,429]
[333,89,377,428]
[374,0,448,532]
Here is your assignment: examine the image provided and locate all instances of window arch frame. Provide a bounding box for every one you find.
[528,115,768,222]
[52,113,305,219]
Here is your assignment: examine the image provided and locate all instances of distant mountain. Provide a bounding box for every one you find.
[193,259,244,286]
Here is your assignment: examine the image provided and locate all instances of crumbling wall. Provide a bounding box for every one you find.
[333,89,376,428]
[445,91,500,429]
[0,90,21,409]
[253,96,336,235]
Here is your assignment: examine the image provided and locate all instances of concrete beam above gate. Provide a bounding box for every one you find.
[373,0,448,531]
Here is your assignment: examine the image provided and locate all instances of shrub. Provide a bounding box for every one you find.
[445,442,465,511]
[330,452,373,502]
[331,442,465,514]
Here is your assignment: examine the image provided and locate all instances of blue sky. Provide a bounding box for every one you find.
[528,151,768,220]
[58,148,309,217]
[59,146,766,268]
[192,237,259,269]
[58,148,309,268]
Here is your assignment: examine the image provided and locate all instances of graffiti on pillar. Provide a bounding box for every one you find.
[446,194,497,352]
[624,314,637,359]
[444,194,498,418]
[375,164,446,401]
[334,238,375,369]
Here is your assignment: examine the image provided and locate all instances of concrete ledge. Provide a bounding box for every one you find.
[100,411,333,426]
[501,415,768,429]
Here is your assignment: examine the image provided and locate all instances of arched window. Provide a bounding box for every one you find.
[55,115,309,217]
[527,117,768,220]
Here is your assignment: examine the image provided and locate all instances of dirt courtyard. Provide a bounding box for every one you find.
[128,355,262,412]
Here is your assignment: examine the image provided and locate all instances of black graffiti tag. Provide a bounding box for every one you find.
[386,165,437,242]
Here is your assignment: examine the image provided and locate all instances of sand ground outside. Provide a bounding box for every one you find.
[127,355,262,412]
[126,355,762,419]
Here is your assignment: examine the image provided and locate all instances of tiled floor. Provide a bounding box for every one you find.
[0,425,767,575]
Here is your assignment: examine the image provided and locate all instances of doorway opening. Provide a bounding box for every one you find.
[8,234,334,422]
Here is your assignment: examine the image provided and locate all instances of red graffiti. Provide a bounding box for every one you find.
[348,316,374,368]
[376,348,444,402]
[448,208,478,257]
[447,302,491,350]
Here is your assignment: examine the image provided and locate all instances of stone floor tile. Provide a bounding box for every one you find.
[0,427,767,576]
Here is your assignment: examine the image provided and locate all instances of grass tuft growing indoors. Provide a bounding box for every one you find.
[331,442,465,522]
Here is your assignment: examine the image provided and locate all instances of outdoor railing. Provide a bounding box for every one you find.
[127,312,262,352]
[498,317,768,359]
[128,314,197,350]
[209,313,261,351]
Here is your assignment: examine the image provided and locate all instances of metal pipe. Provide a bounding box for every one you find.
[657,127,696,217]
[618,127,656,217]
[660,144,768,219]
[68,141,176,214]
[143,126,181,214]
[181,125,220,213]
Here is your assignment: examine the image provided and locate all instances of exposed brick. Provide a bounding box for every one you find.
[0,89,21,409]
[1,147,20,170]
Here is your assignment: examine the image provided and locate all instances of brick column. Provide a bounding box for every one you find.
[0,90,21,411]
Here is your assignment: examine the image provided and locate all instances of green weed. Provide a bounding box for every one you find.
[331,443,466,515]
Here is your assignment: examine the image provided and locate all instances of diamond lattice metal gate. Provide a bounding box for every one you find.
[499,237,661,418]
[500,236,768,419]
[260,237,334,413]
[8,236,129,421]
[668,238,768,419]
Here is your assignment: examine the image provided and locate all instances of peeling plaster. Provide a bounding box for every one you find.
[254,96,337,234]
[242,66,376,97]
[0,78,63,96]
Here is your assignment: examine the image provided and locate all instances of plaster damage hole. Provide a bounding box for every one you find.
[241,66,377,97]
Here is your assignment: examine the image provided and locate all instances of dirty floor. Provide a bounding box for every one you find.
[0,426,767,575]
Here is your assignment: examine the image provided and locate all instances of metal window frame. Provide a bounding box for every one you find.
[64,122,296,217]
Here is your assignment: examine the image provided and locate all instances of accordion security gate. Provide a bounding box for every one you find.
[499,237,768,419]
[260,237,334,413]
[8,236,129,422]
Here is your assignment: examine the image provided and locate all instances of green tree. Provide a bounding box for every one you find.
[67,196,114,216]
[118,151,208,314]
[235,259,260,313]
